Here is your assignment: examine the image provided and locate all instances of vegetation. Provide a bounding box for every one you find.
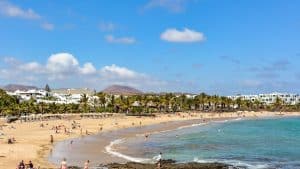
[1,90,300,117]
[45,84,51,92]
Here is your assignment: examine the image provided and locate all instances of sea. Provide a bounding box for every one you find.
[111,117,300,169]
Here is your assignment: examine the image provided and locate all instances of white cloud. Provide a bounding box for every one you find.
[0,1,40,19]
[3,56,20,65]
[105,35,136,44]
[99,22,116,32]
[19,62,42,72]
[79,62,97,75]
[46,53,79,75]
[161,28,205,43]
[144,0,190,13]
[100,64,144,79]
[41,22,54,31]
[0,53,168,91]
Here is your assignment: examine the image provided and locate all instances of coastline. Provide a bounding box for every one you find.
[103,117,234,164]
[1,111,300,168]
[92,115,300,167]
[49,117,218,166]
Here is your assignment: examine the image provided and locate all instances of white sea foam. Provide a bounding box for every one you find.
[138,117,244,138]
[104,121,209,163]
[233,118,242,121]
[177,122,208,130]
[105,138,153,163]
[194,157,270,169]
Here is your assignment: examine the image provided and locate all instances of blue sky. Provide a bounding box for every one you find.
[0,0,300,95]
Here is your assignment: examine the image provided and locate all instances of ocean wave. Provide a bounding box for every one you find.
[177,117,244,130]
[177,122,208,130]
[137,117,244,138]
[194,157,270,169]
[233,118,243,121]
[105,138,153,163]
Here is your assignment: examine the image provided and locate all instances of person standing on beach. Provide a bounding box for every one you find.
[60,158,67,169]
[50,135,54,144]
[27,160,34,169]
[156,152,162,169]
[84,160,90,169]
[17,160,25,169]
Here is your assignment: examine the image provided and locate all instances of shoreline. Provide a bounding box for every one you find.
[98,115,299,165]
[1,111,300,168]
[48,112,300,168]
[48,117,214,166]
[104,117,235,164]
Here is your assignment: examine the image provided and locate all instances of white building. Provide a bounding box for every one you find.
[228,92,300,105]
[7,89,48,101]
[6,88,97,105]
[258,92,299,105]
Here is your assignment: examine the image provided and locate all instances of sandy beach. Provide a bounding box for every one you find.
[1,111,300,169]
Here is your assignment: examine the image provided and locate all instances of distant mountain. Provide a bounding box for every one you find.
[2,84,39,92]
[102,85,143,95]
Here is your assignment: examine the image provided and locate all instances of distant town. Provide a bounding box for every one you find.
[2,84,300,106]
[228,93,300,106]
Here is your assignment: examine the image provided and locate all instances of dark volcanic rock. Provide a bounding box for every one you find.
[104,160,236,169]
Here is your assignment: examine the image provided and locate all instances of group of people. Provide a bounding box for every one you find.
[17,158,90,169]
[52,124,72,135]
[60,158,90,169]
[16,160,34,169]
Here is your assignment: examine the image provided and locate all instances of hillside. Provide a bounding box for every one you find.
[102,85,143,95]
[1,84,39,92]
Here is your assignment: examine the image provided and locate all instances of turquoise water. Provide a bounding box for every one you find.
[121,117,300,169]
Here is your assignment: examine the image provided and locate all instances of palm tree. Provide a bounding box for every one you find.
[253,99,261,111]
[195,93,207,111]
[273,97,283,111]
[235,97,242,110]
[210,95,220,111]
[0,89,18,116]
[96,92,107,112]
[80,94,89,113]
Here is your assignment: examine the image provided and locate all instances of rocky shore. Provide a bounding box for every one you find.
[67,160,238,169]
[104,162,235,169]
